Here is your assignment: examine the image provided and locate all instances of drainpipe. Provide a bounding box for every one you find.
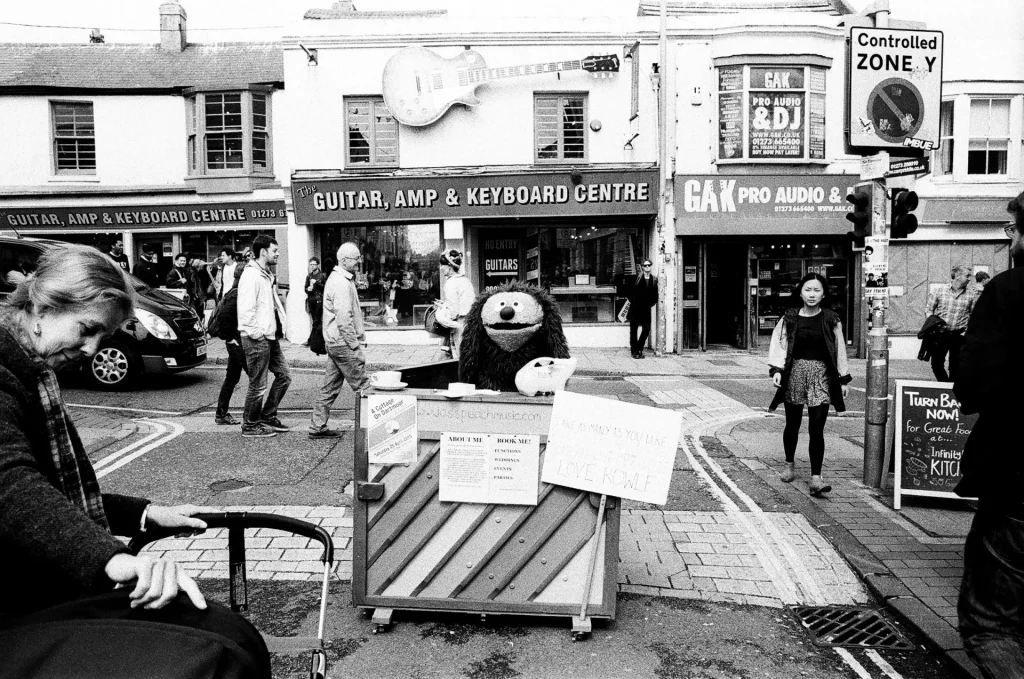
[655,0,675,355]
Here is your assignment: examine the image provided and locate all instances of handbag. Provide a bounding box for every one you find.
[617,300,631,323]
[424,306,445,336]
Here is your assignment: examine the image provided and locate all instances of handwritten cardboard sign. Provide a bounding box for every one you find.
[541,391,682,504]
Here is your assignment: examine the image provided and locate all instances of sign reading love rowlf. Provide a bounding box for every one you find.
[541,391,682,504]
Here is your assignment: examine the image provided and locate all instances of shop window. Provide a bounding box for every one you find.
[52,101,96,175]
[751,243,849,336]
[525,225,644,324]
[933,100,954,176]
[345,97,398,167]
[186,91,273,176]
[715,61,828,163]
[534,94,587,162]
[967,98,1010,175]
[319,224,442,328]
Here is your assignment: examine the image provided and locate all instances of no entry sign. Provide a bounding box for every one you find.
[848,27,943,151]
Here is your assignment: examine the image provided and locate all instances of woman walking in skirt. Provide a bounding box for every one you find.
[768,272,852,496]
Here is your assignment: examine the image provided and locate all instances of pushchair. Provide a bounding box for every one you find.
[0,511,335,679]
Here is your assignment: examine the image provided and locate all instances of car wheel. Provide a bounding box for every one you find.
[87,341,137,390]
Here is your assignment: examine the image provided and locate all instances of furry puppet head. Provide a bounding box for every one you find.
[458,282,571,392]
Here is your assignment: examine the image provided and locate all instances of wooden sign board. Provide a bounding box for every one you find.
[893,380,977,509]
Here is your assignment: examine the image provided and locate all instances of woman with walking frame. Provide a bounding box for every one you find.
[767,272,852,497]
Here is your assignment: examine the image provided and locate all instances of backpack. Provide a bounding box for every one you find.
[206,297,225,339]
[207,288,238,341]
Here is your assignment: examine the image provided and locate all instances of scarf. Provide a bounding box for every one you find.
[35,362,110,532]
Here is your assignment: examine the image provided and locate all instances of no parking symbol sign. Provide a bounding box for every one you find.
[848,27,943,151]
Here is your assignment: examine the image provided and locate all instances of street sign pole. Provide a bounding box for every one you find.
[861,4,890,489]
[863,175,888,488]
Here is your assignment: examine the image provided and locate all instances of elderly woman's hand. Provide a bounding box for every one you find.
[104,553,206,610]
[145,504,208,532]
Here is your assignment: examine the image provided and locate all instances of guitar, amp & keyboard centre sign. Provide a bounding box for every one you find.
[291,169,659,224]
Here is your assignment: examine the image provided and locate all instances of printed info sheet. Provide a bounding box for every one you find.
[440,432,539,505]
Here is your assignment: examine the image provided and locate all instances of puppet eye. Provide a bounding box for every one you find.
[513,302,519,307]
[499,301,506,307]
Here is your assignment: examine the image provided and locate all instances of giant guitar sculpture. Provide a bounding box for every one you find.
[382,46,620,127]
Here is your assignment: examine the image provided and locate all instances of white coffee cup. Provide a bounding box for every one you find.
[447,382,476,396]
[371,371,402,387]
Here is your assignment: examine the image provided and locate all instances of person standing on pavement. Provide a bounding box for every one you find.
[132,245,161,288]
[164,253,199,310]
[304,257,326,323]
[106,240,130,272]
[767,272,851,497]
[954,192,1024,678]
[308,242,370,439]
[627,259,658,359]
[436,250,474,359]
[214,247,238,301]
[213,265,248,426]
[237,235,291,438]
[925,264,977,382]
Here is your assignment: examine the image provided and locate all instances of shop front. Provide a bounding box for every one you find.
[674,174,862,351]
[0,199,288,284]
[291,167,659,346]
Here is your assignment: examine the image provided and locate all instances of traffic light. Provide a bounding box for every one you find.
[890,189,919,239]
[846,185,873,249]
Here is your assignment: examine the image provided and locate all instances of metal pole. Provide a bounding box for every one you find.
[862,5,891,488]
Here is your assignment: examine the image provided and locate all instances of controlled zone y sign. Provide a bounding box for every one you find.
[849,27,943,152]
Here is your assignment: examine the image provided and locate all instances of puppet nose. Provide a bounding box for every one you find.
[500,306,515,321]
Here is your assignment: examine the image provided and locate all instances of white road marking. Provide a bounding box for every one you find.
[866,649,904,679]
[687,418,828,605]
[94,420,167,469]
[835,648,875,679]
[95,418,185,478]
[67,403,185,416]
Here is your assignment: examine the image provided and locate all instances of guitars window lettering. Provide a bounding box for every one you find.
[382,47,620,127]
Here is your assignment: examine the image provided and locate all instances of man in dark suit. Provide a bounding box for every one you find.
[954,190,1024,678]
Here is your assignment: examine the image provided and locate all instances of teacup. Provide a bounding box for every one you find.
[447,382,476,396]
[371,371,403,387]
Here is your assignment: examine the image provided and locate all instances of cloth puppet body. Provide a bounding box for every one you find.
[458,282,571,391]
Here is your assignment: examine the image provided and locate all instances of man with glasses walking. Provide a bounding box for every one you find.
[925,264,978,381]
[627,259,658,359]
[955,192,1024,677]
[308,242,370,439]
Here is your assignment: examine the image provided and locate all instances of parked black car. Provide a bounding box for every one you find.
[0,236,207,389]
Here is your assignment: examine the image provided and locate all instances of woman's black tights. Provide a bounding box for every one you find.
[783,402,829,475]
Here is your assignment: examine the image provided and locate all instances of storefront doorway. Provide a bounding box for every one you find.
[678,238,852,352]
[704,242,747,348]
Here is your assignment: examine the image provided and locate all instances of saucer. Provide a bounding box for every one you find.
[438,390,474,399]
[373,382,407,391]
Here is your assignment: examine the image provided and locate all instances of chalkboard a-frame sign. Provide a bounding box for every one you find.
[894,380,978,510]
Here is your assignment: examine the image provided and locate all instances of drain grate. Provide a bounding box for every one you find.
[790,606,914,650]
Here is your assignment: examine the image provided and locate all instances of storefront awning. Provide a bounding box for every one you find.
[674,174,861,236]
[291,167,659,225]
[0,200,288,232]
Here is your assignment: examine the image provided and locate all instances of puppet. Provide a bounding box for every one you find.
[458,282,571,392]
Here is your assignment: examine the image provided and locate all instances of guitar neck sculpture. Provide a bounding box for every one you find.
[382,47,619,127]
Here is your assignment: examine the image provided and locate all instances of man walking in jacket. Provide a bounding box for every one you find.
[308,242,370,439]
[955,191,1024,678]
[925,264,977,381]
[237,235,291,438]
